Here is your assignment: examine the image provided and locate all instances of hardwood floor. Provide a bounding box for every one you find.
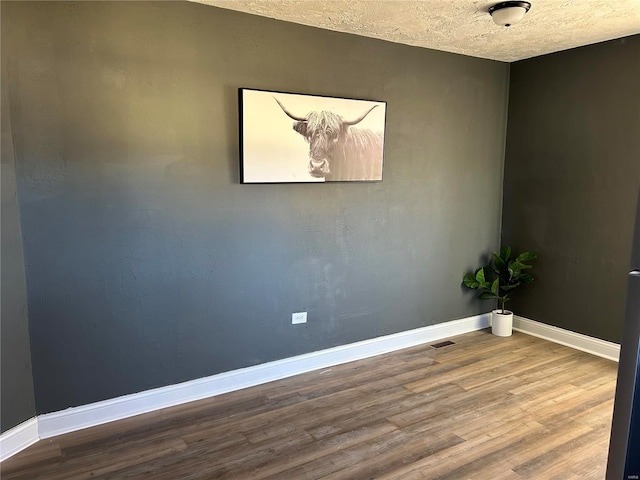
[1,330,618,479]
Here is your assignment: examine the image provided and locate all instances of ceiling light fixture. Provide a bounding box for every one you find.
[488,1,531,27]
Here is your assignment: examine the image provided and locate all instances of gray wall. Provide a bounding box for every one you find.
[502,35,640,343]
[1,45,36,432]
[2,1,508,415]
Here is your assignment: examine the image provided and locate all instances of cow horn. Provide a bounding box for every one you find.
[343,105,379,126]
[273,97,307,122]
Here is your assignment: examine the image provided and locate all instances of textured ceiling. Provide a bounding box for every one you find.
[191,0,640,62]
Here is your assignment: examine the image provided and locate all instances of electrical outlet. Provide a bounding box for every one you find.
[292,312,307,324]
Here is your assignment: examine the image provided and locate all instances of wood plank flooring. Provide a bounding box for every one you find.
[1,330,619,479]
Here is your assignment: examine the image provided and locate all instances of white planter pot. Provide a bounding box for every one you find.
[492,310,513,337]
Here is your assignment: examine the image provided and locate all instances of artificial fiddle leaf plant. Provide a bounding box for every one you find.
[463,246,537,314]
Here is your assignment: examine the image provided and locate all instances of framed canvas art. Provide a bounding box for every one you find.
[240,89,386,183]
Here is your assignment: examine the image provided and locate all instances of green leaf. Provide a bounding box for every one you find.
[502,283,520,291]
[500,246,512,262]
[490,278,499,294]
[492,253,506,270]
[516,252,537,262]
[520,274,534,283]
[479,293,497,300]
[463,273,480,289]
[508,261,525,276]
[475,268,486,284]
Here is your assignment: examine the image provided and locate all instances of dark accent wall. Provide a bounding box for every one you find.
[2,1,508,415]
[1,44,36,432]
[502,35,640,343]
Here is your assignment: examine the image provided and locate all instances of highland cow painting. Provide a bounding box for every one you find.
[240,89,386,183]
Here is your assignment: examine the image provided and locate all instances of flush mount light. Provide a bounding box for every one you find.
[488,1,531,27]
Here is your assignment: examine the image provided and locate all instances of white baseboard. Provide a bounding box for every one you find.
[37,313,490,440]
[513,316,620,362]
[0,418,39,462]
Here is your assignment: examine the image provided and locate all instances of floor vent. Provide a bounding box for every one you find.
[431,340,455,349]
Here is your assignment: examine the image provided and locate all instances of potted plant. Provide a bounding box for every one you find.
[462,246,537,336]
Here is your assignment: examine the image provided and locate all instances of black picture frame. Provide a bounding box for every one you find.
[239,88,386,183]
